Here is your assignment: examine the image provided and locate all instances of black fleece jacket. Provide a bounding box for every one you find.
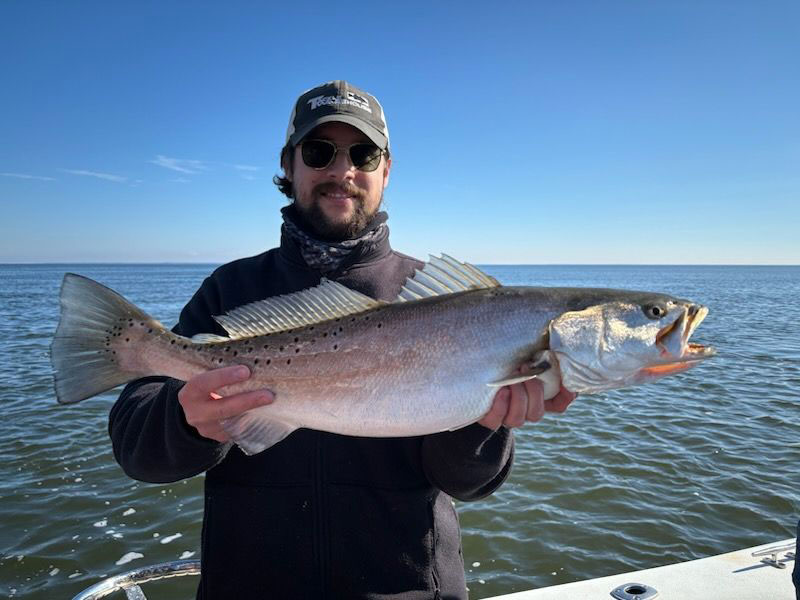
[109,228,515,600]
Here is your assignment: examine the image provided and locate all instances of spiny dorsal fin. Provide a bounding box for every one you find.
[213,279,383,340]
[396,254,501,302]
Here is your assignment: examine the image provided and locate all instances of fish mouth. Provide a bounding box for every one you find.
[646,304,715,377]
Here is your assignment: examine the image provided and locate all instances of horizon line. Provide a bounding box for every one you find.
[2,262,798,267]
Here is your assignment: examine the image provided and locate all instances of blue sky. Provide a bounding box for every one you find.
[1,1,798,264]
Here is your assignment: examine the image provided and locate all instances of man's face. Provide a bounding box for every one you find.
[287,122,391,241]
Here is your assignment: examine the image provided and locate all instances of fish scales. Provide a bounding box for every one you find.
[125,289,555,438]
[50,256,715,455]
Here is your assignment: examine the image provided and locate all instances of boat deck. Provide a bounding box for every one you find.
[488,538,796,600]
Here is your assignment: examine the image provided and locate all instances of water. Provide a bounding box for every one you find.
[1,264,798,599]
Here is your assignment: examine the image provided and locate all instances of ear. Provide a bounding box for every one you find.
[282,146,295,182]
[382,156,391,189]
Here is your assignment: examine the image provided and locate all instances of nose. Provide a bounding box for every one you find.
[326,148,356,180]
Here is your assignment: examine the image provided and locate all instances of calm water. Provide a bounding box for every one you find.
[1,264,798,599]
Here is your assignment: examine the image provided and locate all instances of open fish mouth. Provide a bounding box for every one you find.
[645,304,715,377]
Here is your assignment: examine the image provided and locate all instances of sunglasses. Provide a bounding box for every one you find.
[300,139,385,172]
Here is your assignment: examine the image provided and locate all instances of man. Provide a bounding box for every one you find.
[109,80,575,599]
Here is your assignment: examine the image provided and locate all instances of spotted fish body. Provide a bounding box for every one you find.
[50,256,714,455]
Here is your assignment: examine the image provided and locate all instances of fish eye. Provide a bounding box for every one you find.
[643,304,666,319]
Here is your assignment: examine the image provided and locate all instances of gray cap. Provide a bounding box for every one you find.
[285,80,389,149]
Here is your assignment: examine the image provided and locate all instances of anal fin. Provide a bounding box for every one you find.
[221,411,298,456]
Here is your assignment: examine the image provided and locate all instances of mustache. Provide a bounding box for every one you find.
[313,181,366,199]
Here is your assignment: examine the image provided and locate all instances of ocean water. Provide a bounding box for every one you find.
[0,263,798,599]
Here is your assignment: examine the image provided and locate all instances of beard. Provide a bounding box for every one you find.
[293,181,381,241]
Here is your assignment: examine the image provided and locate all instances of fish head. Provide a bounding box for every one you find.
[548,294,715,393]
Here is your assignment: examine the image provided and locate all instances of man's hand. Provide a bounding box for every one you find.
[478,374,576,431]
[178,365,274,442]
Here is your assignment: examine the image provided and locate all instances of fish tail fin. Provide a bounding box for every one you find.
[50,273,161,404]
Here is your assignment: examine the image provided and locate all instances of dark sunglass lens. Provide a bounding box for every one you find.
[349,144,382,171]
[302,140,336,169]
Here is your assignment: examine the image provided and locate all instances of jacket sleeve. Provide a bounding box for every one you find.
[108,276,232,484]
[421,423,514,501]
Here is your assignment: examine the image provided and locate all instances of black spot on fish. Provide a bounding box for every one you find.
[148,329,153,333]
[294,337,299,343]
[295,348,300,353]
[170,340,175,345]
[254,359,259,365]
[377,323,382,329]
[286,359,291,365]
[233,351,238,357]
[125,338,130,342]
[333,344,338,350]
[183,345,188,349]
[279,346,284,352]
[266,359,271,365]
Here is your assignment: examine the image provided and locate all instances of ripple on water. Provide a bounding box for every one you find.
[3,264,800,599]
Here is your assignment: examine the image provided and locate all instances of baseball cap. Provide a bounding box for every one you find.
[285,81,389,150]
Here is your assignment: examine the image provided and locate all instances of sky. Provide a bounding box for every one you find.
[1,1,798,264]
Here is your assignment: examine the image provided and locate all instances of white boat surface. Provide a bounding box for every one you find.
[71,538,796,599]
[487,538,796,600]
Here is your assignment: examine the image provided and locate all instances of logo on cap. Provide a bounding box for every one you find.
[307,91,373,113]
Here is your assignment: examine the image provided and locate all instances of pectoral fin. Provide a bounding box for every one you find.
[486,351,563,400]
[487,373,545,388]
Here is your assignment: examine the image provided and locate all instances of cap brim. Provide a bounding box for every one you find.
[289,114,388,149]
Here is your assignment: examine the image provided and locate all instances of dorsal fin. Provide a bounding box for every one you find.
[213,279,383,340]
[396,254,501,302]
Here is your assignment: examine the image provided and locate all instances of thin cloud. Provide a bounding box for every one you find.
[240,174,257,181]
[150,155,207,174]
[170,177,191,183]
[234,164,261,172]
[1,172,55,181]
[60,169,127,183]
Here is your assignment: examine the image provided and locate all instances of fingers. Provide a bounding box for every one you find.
[505,379,542,427]
[544,386,577,413]
[523,379,546,423]
[479,378,576,432]
[183,365,251,396]
[479,379,545,431]
[478,387,510,431]
[178,365,274,442]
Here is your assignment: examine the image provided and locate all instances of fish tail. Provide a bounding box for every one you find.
[50,273,162,404]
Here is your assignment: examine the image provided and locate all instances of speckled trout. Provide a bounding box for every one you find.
[50,255,714,455]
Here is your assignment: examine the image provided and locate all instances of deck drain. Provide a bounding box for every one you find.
[610,582,659,600]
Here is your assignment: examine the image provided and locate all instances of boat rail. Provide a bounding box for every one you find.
[71,559,201,600]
